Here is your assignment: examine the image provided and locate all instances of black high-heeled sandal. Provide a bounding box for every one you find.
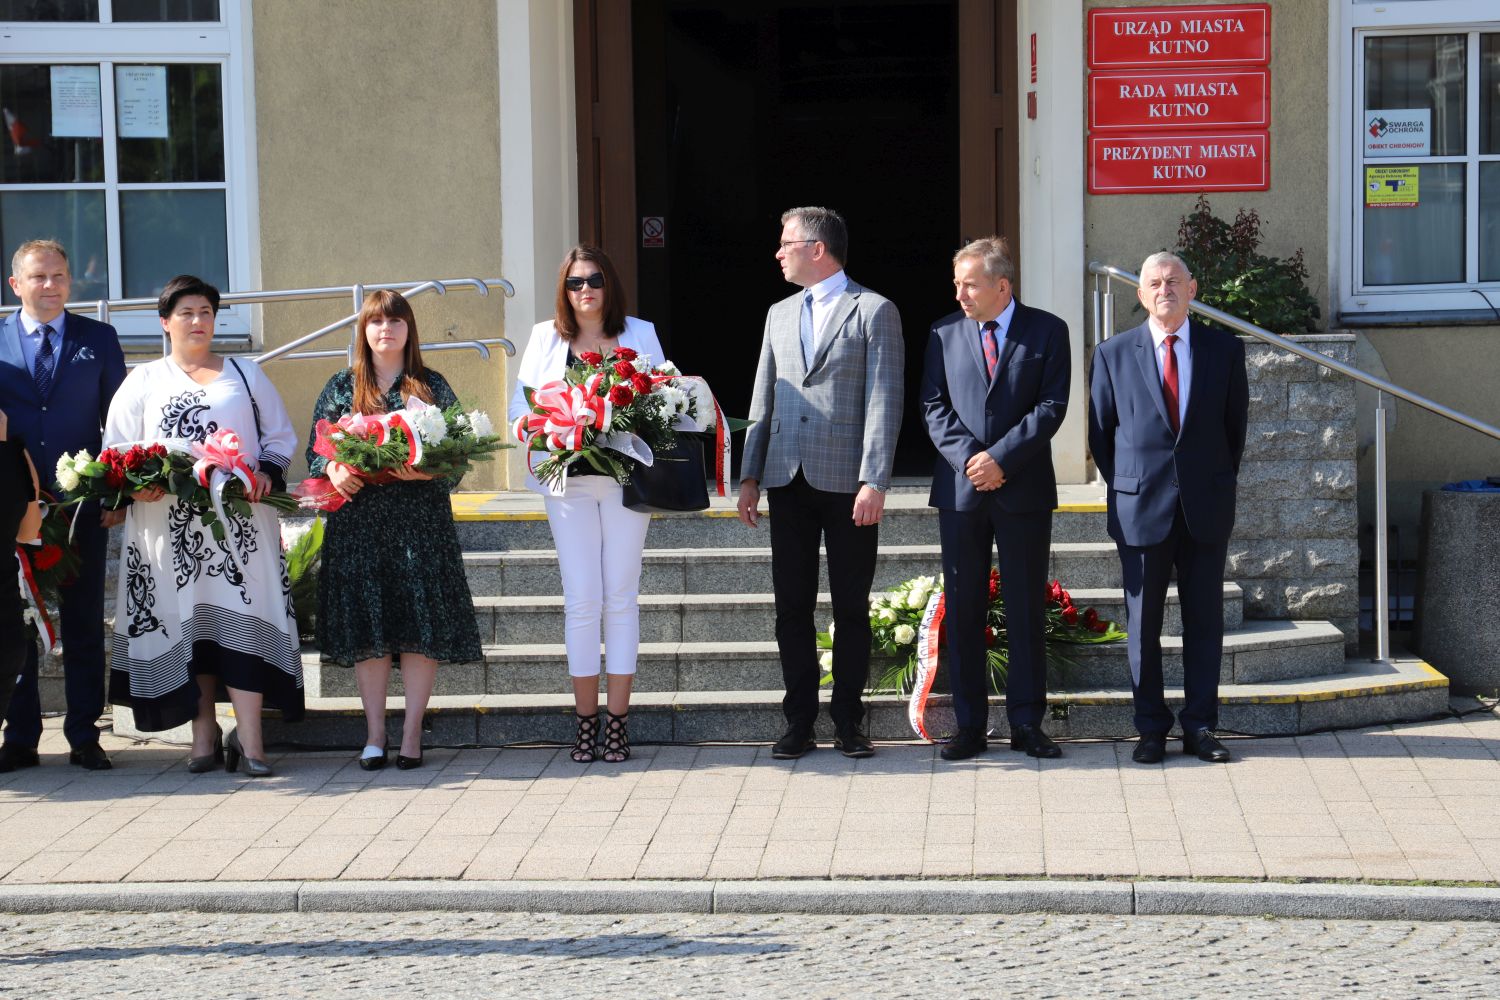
[571,712,599,763]
[601,711,630,763]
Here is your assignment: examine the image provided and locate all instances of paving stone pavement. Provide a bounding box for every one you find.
[2,707,1499,885]
[3,910,1500,998]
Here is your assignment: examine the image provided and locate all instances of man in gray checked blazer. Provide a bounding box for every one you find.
[737,206,904,760]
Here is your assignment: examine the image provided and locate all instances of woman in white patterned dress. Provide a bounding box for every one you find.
[103,275,303,777]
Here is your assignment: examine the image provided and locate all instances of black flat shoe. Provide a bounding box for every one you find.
[69,743,113,771]
[833,724,874,759]
[0,745,40,773]
[1132,733,1168,765]
[1183,729,1232,763]
[187,729,225,773]
[940,728,988,761]
[358,745,389,772]
[771,727,816,760]
[1009,723,1062,759]
[395,753,423,770]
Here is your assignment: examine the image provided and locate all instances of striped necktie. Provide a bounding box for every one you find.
[33,324,56,399]
[981,320,1000,379]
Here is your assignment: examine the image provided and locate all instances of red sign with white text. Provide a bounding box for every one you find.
[1088,4,1271,69]
[1089,68,1269,132]
[1088,133,1269,194]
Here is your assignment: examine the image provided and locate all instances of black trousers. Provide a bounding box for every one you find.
[767,471,878,731]
[939,505,1052,733]
[1118,504,1228,737]
[3,504,108,750]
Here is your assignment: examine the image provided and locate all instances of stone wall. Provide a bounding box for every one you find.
[1230,334,1359,647]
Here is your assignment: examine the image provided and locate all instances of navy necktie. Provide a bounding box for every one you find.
[33,324,56,399]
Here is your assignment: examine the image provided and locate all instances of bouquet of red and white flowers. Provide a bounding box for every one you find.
[55,431,299,543]
[15,498,81,655]
[295,399,508,512]
[514,347,729,493]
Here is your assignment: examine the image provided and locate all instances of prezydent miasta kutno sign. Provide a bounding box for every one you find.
[1088,4,1271,68]
[1088,133,1269,194]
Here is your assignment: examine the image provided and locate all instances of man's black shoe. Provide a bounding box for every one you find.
[833,725,874,759]
[940,728,988,761]
[1009,723,1062,759]
[69,744,113,771]
[771,728,816,760]
[0,745,40,773]
[1183,729,1232,763]
[1132,733,1168,764]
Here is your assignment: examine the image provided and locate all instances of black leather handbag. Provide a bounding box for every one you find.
[622,435,710,513]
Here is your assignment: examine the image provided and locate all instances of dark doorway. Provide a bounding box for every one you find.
[631,0,960,477]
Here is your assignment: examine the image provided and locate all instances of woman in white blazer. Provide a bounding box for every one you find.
[507,246,664,764]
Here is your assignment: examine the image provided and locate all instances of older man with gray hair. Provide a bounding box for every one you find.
[920,235,1071,762]
[1086,250,1249,765]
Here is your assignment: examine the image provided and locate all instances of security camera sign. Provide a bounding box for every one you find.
[1365,166,1419,208]
[1364,109,1430,157]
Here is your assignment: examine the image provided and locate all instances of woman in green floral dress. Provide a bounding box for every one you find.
[306,290,481,771]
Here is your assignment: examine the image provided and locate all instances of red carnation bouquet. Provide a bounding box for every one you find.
[513,346,688,491]
[16,497,82,654]
[55,432,297,543]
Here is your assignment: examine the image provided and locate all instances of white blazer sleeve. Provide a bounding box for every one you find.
[508,321,562,423]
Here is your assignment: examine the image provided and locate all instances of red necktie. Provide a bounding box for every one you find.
[1161,333,1181,435]
[981,321,999,379]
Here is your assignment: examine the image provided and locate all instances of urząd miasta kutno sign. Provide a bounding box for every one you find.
[1086,3,1272,194]
[1088,4,1271,68]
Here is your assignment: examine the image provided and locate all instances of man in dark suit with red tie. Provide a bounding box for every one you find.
[1087,251,1249,765]
[0,239,126,772]
[920,236,1071,761]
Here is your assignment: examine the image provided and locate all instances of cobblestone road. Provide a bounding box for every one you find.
[2,911,1498,999]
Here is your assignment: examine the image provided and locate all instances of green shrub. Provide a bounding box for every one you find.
[1172,195,1321,334]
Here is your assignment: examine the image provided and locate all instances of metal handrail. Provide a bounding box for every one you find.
[103,277,517,368]
[1089,260,1500,665]
[0,276,515,324]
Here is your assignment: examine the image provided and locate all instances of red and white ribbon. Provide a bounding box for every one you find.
[15,547,56,658]
[908,590,947,741]
[191,429,258,581]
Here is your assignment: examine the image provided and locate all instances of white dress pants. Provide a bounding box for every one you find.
[543,475,652,677]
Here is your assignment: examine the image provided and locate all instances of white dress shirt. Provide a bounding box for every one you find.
[17,309,67,374]
[977,295,1017,353]
[1148,315,1192,429]
[803,268,849,353]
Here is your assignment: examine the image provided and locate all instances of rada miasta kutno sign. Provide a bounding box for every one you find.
[1086,3,1272,194]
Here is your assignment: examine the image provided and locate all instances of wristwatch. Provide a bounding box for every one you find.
[864,482,888,494]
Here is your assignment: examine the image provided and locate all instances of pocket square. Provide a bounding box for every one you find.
[71,346,96,363]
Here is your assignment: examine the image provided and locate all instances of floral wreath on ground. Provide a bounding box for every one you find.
[819,570,1126,694]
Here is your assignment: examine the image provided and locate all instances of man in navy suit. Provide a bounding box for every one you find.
[1,239,126,771]
[1087,251,1248,765]
[921,237,1071,761]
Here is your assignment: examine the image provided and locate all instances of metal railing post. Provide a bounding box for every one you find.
[1091,274,1101,352]
[349,282,365,367]
[1373,390,1391,663]
[1101,278,1115,343]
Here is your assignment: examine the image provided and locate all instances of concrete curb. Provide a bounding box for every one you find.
[3,879,1500,921]
[1134,880,1500,922]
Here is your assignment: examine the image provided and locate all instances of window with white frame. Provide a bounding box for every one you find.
[1341,2,1500,319]
[0,0,253,338]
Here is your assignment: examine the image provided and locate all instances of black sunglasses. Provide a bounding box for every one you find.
[565,273,607,291]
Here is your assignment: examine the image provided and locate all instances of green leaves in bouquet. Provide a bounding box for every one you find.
[286,517,324,641]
